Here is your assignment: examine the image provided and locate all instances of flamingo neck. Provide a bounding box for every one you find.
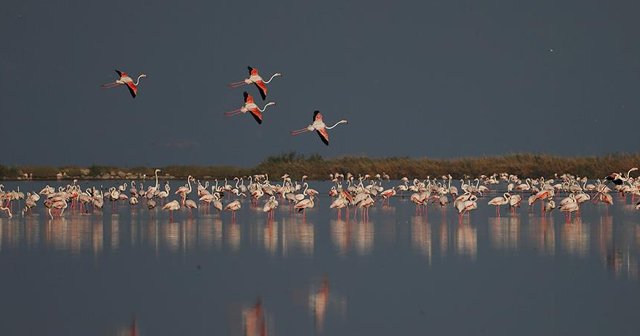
[263,74,280,84]
[154,170,159,189]
[259,102,275,112]
[134,75,145,86]
[326,120,348,129]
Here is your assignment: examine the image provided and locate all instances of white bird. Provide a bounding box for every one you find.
[488,193,510,216]
[162,200,181,221]
[294,195,315,216]
[263,196,279,219]
[225,199,242,219]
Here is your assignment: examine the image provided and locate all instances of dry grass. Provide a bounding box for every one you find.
[2,152,638,180]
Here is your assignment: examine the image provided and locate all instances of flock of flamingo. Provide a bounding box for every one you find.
[0,168,639,222]
[101,66,348,145]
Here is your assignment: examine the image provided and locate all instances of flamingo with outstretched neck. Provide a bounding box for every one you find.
[224,92,275,124]
[101,69,147,98]
[228,66,281,100]
[291,111,348,146]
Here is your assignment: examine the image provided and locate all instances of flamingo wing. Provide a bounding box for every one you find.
[248,66,258,76]
[254,81,267,100]
[316,127,329,146]
[115,69,125,77]
[125,82,138,98]
[249,107,263,124]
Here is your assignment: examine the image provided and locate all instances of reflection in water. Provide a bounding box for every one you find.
[454,222,477,260]
[242,298,268,336]
[197,218,215,250]
[439,219,448,257]
[114,316,139,336]
[410,216,432,265]
[282,217,314,257]
[25,216,41,250]
[227,222,241,252]
[597,215,613,264]
[330,219,349,256]
[263,220,278,256]
[528,215,556,256]
[44,217,95,255]
[110,215,120,251]
[0,198,639,282]
[310,276,329,332]
[488,216,520,251]
[308,276,347,333]
[164,221,180,253]
[92,221,103,255]
[355,220,373,256]
[330,220,373,256]
[561,218,590,257]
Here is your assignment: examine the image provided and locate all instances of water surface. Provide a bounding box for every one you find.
[0,180,639,335]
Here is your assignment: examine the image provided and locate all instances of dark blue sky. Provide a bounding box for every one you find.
[1,0,638,167]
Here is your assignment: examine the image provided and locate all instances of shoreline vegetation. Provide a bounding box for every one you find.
[1,152,638,181]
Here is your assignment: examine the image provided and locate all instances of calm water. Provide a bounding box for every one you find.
[1,180,639,335]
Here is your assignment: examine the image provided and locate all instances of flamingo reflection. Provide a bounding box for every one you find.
[243,298,268,336]
[308,276,347,333]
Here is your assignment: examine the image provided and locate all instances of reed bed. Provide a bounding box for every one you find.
[1,152,638,180]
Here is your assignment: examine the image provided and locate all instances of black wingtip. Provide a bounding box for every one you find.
[243,91,249,101]
[317,131,329,146]
[256,86,267,100]
[251,113,263,125]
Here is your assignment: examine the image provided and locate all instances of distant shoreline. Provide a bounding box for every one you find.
[1,152,638,181]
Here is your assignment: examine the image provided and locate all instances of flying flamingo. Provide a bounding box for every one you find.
[228,66,281,100]
[101,69,147,98]
[224,92,276,124]
[290,111,348,146]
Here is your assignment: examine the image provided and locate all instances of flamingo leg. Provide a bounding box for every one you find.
[224,109,242,116]
[290,128,309,136]
[228,81,247,88]
[101,82,121,88]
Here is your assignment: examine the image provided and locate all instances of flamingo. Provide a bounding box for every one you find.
[184,198,198,216]
[225,198,242,220]
[290,111,348,146]
[225,92,276,124]
[544,199,556,214]
[228,66,281,100]
[263,195,279,219]
[329,193,350,219]
[101,69,147,98]
[0,205,11,218]
[294,195,315,216]
[162,200,181,221]
[212,193,224,213]
[488,193,510,216]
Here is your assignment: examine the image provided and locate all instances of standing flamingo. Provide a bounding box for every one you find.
[101,69,147,98]
[224,92,276,124]
[228,66,281,100]
[290,111,348,146]
[162,200,181,221]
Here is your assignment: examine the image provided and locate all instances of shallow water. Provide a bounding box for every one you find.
[0,180,639,335]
